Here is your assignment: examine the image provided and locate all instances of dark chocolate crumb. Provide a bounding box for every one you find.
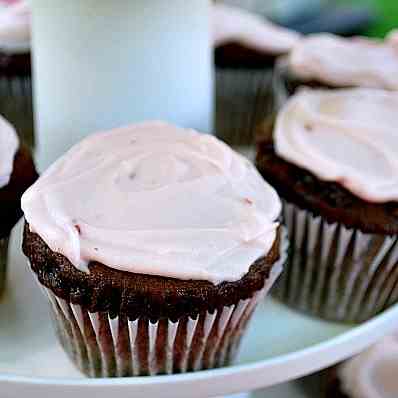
[304,123,314,132]
[256,132,398,235]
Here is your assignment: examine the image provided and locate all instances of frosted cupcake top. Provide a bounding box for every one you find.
[0,114,19,188]
[339,336,398,398]
[213,4,301,54]
[21,122,281,284]
[287,33,398,90]
[0,0,30,54]
[274,88,398,203]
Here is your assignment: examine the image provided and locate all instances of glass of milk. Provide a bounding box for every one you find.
[31,0,214,170]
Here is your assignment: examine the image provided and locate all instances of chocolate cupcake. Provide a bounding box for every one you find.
[0,114,37,296]
[325,337,398,398]
[272,31,398,115]
[324,366,349,398]
[256,88,398,323]
[22,122,286,377]
[0,1,33,148]
[213,3,301,68]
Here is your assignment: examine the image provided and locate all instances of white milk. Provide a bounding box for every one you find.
[31,0,214,169]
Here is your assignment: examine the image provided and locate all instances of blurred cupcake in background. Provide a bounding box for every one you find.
[0,0,30,60]
[22,122,287,377]
[256,87,398,323]
[213,3,301,68]
[273,31,398,102]
[0,113,37,297]
[0,0,33,148]
[325,335,398,398]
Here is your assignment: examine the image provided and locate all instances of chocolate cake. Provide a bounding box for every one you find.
[215,43,277,69]
[0,115,37,296]
[213,3,300,69]
[274,59,339,98]
[0,52,30,77]
[273,32,398,103]
[1,145,37,239]
[256,131,398,235]
[324,336,398,398]
[256,88,398,323]
[23,225,281,322]
[21,122,286,377]
[0,1,33,147]
[324,367,349,398]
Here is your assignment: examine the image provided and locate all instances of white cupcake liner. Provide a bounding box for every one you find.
[42,287,263,378]
[273,202,398,323]
[31,228,286,377]
[0,75,34,148]
[272,58,290,112]
[0,237,9,297]
[254,58,289,143]
[215,68,276,147]
[33,251,283,378]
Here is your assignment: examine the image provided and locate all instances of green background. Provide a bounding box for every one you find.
[341,0,398,37]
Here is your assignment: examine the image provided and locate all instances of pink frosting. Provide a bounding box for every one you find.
[288,33,398,90]
[274,88,398,203]
[0,114,19,189]
[21,122,281,284]
[339,335,398,398]
[387,29,398,46]
[0,2,302,56]
[0,0,30,53]
[213,4,301,54]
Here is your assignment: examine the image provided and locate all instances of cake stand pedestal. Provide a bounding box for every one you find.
[31,0,214,169]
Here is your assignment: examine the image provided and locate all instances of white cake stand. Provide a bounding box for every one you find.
[31,0,214,169]
[1,221,398,398]
[14,4,398,395]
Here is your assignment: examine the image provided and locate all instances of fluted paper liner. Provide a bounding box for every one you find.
[272,58,290,112]
[255,58,289,143]
[0,76,34,148]
[273,202,398,323]
[0,237,9,297]
[33,240,285,378]
[43,286,266,377]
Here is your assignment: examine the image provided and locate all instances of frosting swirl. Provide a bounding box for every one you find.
[274,88,398,203]
[339,335,398,398]
[0,0,30,53]
[288,33,398,90]
[22,122,281,284]
[0,114,19,188]
[213,4,301,54]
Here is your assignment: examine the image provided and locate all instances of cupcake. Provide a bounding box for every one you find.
[0,0,33,148]
[325,336,398,398]
[22,122,286,377]
[213,3,301,68]
[256,88,398,323]
[273,32,398,102]
[0,113,37,296]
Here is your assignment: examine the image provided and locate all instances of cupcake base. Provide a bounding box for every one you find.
[215,43,278,69]
[26,226,287,377]
[34,244,284,378]
[0,237,9,298]
[0,75,34,148]
[42,286,266,377]
[273,202,398,323]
